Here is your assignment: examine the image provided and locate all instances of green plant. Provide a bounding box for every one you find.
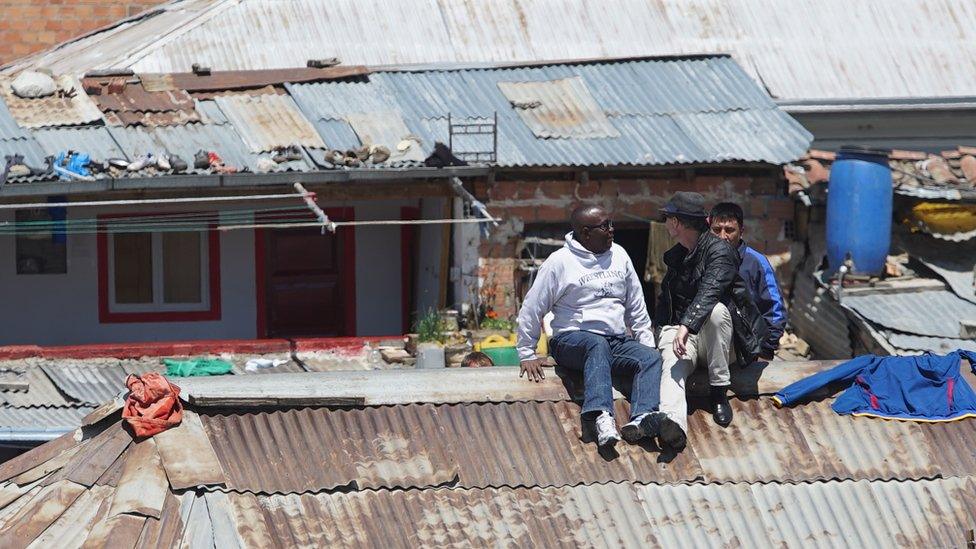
[414,309,447,343]
[480,317,514,331]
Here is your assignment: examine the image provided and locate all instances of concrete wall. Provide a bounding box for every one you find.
[0,0,166,64]
[0,198,435,345]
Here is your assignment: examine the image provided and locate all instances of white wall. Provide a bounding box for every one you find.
[0,197,441,345]
[0,205,256,346]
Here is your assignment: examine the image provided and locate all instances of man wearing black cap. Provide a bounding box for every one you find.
[654,192,768,452]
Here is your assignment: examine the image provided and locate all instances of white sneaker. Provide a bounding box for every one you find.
[594,411,621,448]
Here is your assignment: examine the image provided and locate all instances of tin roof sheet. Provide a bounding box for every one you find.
[842,288,976,338]
[83,78,200,127]
[0,406,94,442]
[0,367,73,408]
[211,93,326,153]
[196,395,960,494]
[39,365,127,407]
[0,97,29,140]
[886,333,976,354]
[287,58,811,167]
[497,77,620,139]
[9,0,976,102]
[31,127,127,164]
[0,76,104,129]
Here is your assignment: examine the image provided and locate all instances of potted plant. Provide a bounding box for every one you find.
[414,309,447,369]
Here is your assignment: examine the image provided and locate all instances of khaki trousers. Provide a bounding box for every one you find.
[657,302,733,433]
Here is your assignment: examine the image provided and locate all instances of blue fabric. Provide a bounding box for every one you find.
[550,330,662,419]
[738,243,787,354]
[774,350,976,421]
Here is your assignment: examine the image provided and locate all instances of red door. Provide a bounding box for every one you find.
[257,208,356,337]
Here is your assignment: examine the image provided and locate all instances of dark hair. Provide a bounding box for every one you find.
[461,351,494,368]
[709,202,744,227]
[672,214,709,232]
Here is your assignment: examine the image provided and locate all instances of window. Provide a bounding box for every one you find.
[15,208,67,275]
[97,215,221,323]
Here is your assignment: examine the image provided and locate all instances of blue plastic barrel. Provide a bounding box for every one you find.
[826,147,892,275]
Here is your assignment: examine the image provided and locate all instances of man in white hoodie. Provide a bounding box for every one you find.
[517,205,681,450]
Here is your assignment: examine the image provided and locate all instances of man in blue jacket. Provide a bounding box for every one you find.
[709,202,787,360]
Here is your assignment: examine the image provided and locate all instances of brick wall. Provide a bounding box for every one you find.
[0,0,165,64]
[476,169,793,317]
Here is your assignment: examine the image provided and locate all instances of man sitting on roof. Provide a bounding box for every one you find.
[709,202,788,360]
[655,192,768,451]
[517,205,678,450]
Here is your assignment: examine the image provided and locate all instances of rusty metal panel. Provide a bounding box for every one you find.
[0,76,103,128]
[0,428,81,483]
[82,513,147,549]
[62,425,131,487]
[497,77,619,139]
[153,411,225,491]
[26,484,114,549]
[109,439,168,519]
[636,482,770,547]
[227,482,656,548]
[201,404,458,493]
[134,492,184,549]
[83,78,201,127]
[922,418,976,477]
[212,93,326,153]
[0,480,87,547]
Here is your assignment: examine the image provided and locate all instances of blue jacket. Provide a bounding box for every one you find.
[773,350,976,422]
[738,242,787,355]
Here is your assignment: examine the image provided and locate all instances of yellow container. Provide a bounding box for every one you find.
[473,332,548,357]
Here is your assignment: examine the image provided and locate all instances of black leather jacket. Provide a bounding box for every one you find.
[655,231,769,364]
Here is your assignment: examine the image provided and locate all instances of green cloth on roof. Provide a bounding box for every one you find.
[163,358,234,377]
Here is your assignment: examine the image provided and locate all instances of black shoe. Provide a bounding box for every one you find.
[658,416,687,452]
[711,385,733,427]
[169,154,188,173]
[621,411,666,443]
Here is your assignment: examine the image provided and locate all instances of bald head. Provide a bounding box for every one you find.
[570,205,614,254]
[570,205,606,234]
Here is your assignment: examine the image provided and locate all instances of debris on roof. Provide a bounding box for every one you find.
[0,362,974,546]
[82,77,201,127]
[0,76,103,129]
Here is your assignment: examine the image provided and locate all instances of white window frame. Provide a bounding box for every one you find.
[107,231,210,313]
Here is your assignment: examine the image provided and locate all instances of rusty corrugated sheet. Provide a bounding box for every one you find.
[0,76,103,128]
[227,482,656,548]
[83,77,200,127]
[212,93,326,153]
[497,77,620,139]
[200,396,963,494]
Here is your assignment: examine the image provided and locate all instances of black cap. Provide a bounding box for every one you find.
[659,191,708,218]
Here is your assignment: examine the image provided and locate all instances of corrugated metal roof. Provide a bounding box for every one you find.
[197,395,963,494]
[211,93,326,153]
[287,58,811,167]
[790,270,853,359]
[0,76,104,129]
[343,111,426,162]
[31,127,127,163]
[0,406,94,443]
[0,367,73,408]
[842,288,976,339]
[0,96,29,140]
[39,365,127,407]
[8,0,976,102]
[497,77,620,139]
[885,333,976,354]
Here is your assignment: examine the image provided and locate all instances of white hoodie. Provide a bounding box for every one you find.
[516,232,655,361]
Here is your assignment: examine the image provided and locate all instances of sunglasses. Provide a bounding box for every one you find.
[583,219,613,231]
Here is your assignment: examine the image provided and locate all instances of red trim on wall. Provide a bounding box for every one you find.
[96,212,222,324]
[254,228,267,338]
[400,206,420,333]
[332,207,357,337]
